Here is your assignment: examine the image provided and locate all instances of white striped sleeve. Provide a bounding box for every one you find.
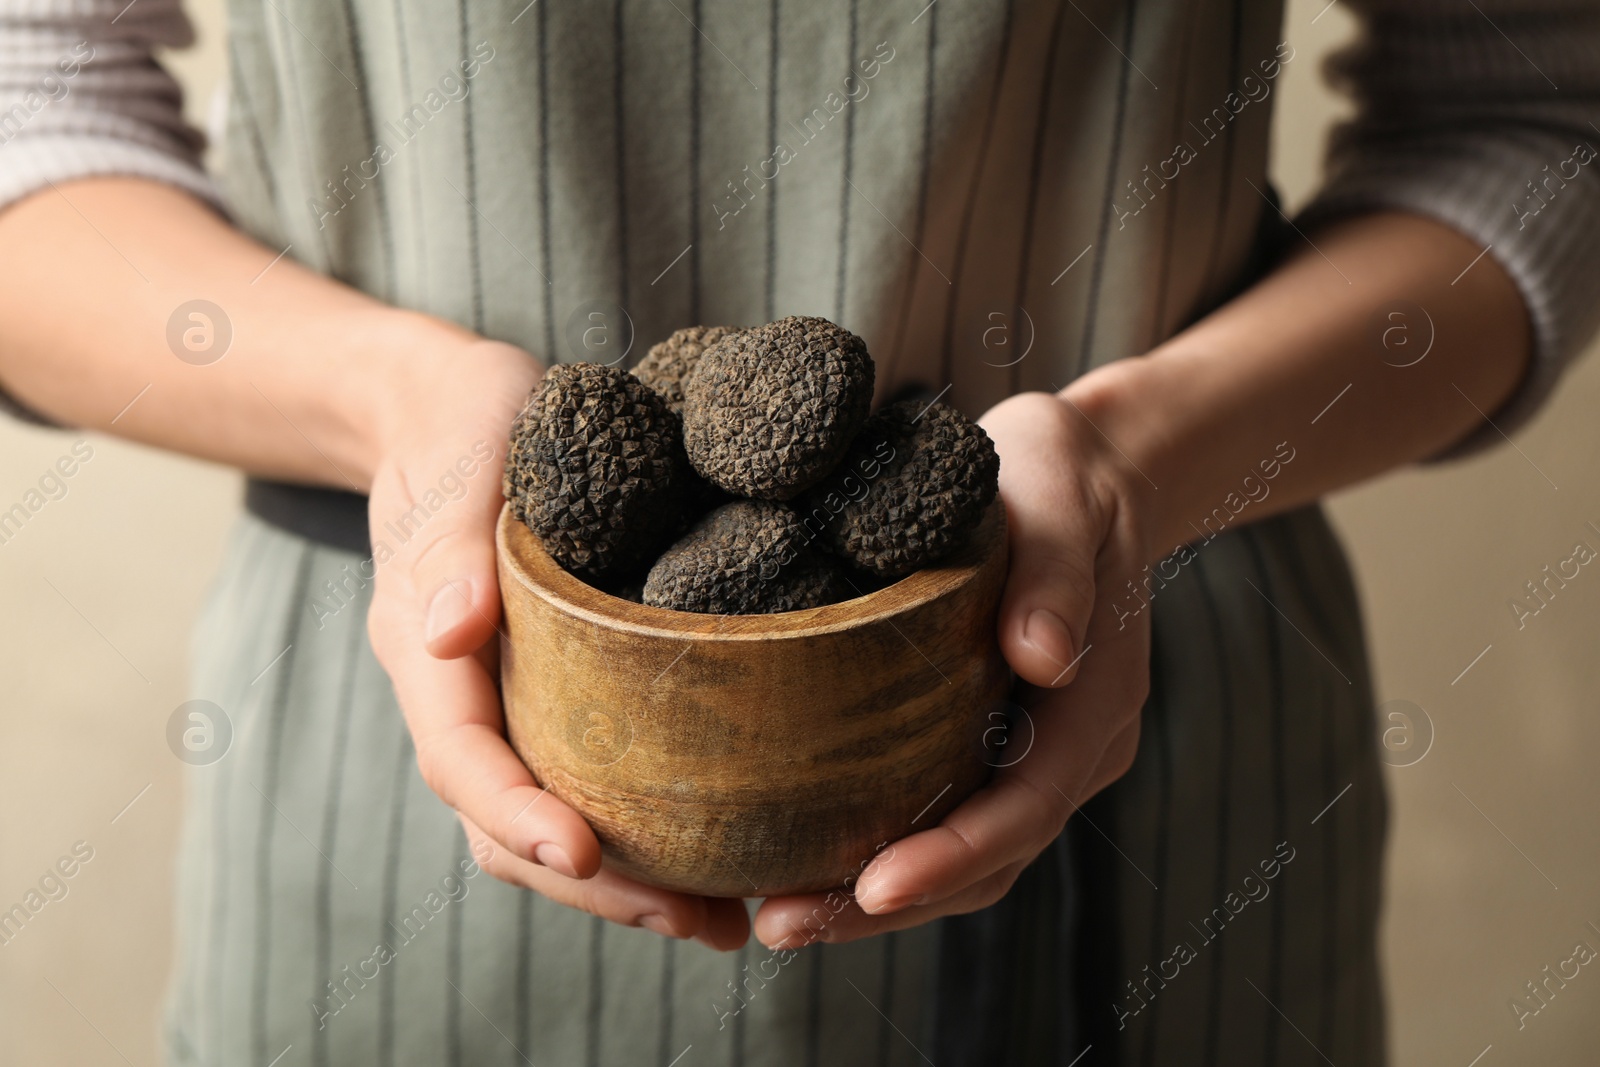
[0,0,219,424]
[1297,0,1600,455]
[0,0,218,212]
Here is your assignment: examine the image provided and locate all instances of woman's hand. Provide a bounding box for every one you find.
[752,388,1154,949]
[0,178,1525,954]
[363,333,750,950]
[747,211,1542,949]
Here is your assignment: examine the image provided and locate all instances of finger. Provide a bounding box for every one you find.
[419,716,598,876]
[1078,714,1142,803]
[851,559,1152,916]
[368,589,601,878]
[461,815,749,949]
[847,772,1069,916]
[754,861,1028,949]
[979,393,1103,689]
[699,897,757,952]
[369,450,509,660]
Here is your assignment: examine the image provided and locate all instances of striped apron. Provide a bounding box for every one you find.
[165,1,1387,1062]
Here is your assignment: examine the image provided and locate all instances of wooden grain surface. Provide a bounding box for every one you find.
[496,502,1011,897]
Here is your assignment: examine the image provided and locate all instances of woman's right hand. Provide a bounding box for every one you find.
[363,326,750,950]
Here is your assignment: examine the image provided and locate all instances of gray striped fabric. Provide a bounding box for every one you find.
[171,513,946,1067]
[5,0,1599,1064]
[166,502,1385,1066]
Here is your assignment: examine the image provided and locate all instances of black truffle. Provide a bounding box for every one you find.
[642,501,848,614]
[504,362,688,579]
[682,316,874,500]
[680,468,735,527]
[632,325,744,415]
[609,580,646,604]
[801,400,999,578]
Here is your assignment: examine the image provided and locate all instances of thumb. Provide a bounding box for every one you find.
[370,441,506,660]
[981,393,1103,689]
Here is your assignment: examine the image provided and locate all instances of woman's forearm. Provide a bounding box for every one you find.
[0,177,492,491]
[1067,211,1533,558]
[0,186,1529,528]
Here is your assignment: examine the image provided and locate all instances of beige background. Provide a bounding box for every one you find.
[2,1,1597,1063]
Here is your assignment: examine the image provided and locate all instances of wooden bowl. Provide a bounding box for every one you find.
[495,501,1011,897]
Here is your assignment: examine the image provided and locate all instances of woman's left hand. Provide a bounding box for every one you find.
[753,388,1155,949]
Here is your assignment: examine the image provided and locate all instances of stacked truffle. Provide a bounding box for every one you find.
[504,316,1000,614]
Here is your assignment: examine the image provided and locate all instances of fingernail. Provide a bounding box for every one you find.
[425,581,473,645]
[533,842,578,878]
[860,891,924,915]
[697,931,738,951]
[639,914,678,938]
[1024,609,1076,673]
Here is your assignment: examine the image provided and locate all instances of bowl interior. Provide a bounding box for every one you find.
[496,500,1005,640]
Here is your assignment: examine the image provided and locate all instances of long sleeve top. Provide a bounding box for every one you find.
[1,0,1596,451]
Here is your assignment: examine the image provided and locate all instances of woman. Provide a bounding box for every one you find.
[1,0,1594,1063]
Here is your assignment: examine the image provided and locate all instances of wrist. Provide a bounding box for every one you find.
[354,310,541,486]
[1055,359,1169,565]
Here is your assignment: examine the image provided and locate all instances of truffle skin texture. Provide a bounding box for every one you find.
[682,316,875,500]
[632,325,744,415]
[504,362,688,579]
[802,400,1000,578]
[642,501,848,614]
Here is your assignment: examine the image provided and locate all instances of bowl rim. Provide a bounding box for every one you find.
[496,499,1005,642]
